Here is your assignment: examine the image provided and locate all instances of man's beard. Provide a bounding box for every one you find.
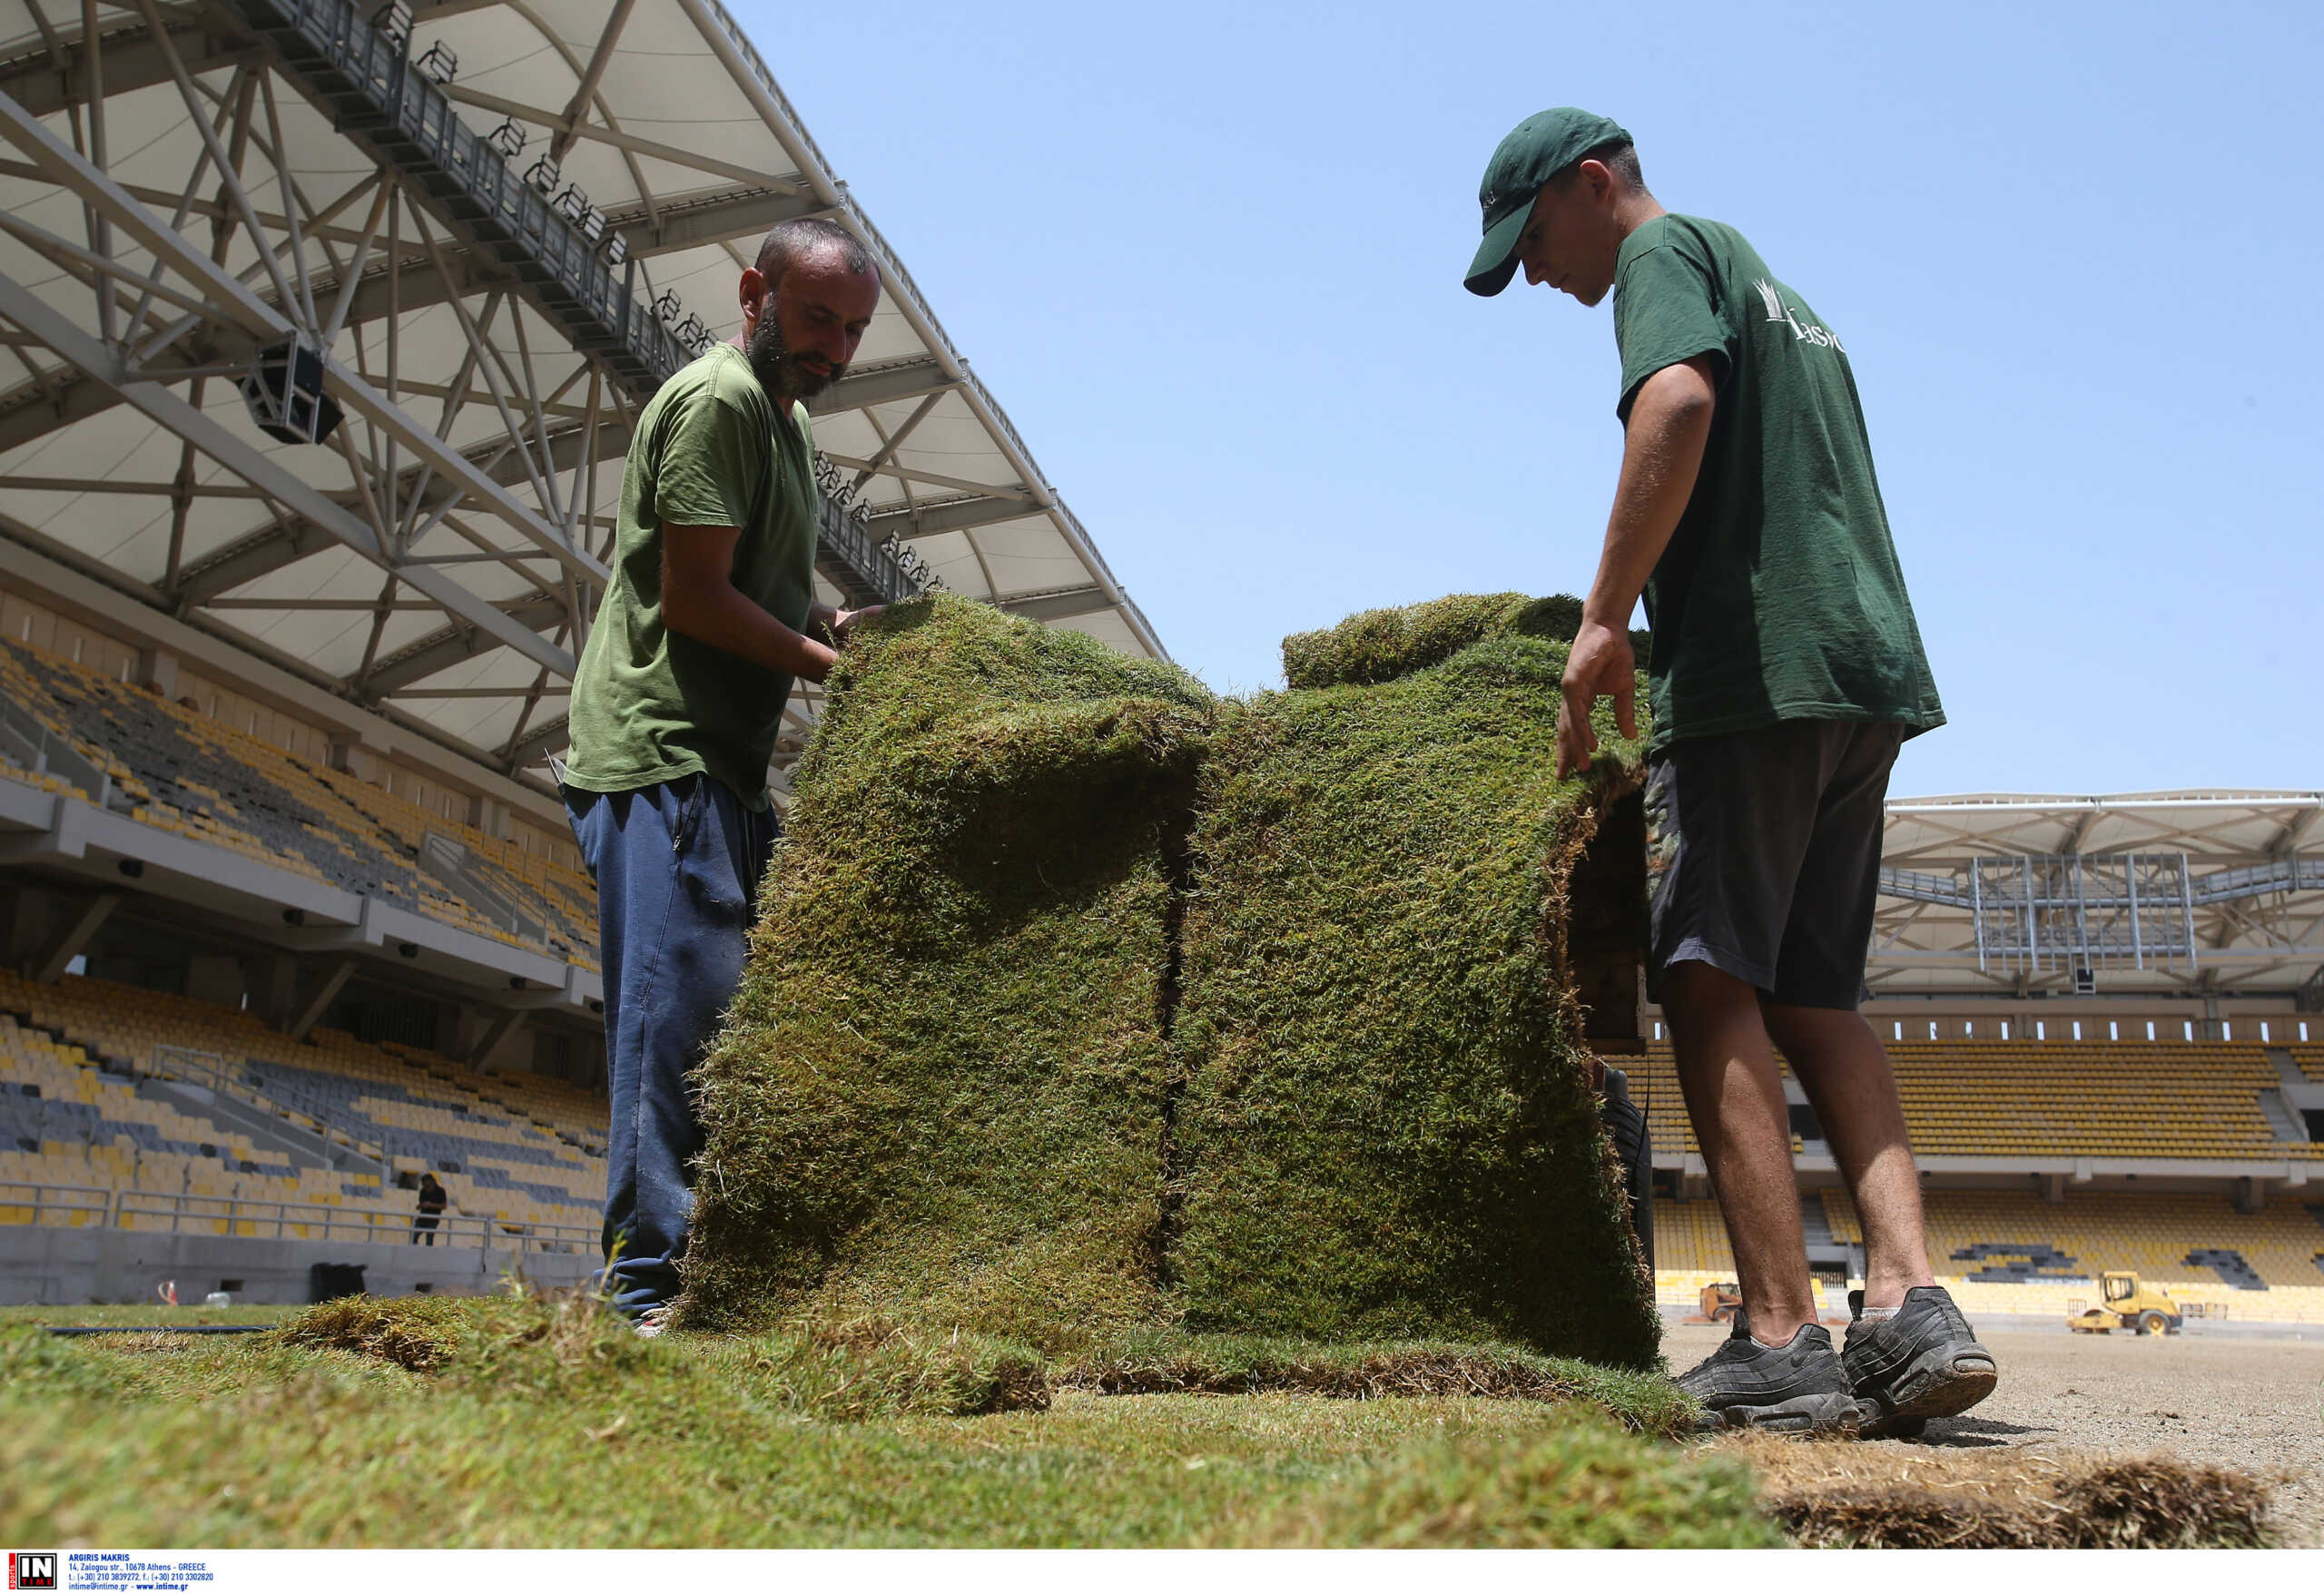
[746,312,840,403]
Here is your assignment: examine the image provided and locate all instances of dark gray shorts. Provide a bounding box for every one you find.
[1642,719,1903,1010]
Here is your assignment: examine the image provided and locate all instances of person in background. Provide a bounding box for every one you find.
[411,1170,448,1245]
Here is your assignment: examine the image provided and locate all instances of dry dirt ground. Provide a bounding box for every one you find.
[1665,1321,2324,1546]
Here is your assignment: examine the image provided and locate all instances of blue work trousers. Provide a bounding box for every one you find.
[566,774,778,1316]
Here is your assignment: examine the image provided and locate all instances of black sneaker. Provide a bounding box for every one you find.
[1843,1285,1998,1439]
[1675,1313,1865,1435]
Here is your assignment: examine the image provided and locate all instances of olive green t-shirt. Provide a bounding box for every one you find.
[563,342,817,811]
[1611,213,1943,752]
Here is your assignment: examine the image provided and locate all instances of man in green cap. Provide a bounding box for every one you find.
[1465,109,1995,1438]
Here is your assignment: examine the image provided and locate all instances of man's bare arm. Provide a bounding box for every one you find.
[662,523,838,684]
[1556,355,1718,780]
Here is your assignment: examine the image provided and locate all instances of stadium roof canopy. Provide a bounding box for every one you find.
[0,0,1161,793]
[1872,791,2324,998]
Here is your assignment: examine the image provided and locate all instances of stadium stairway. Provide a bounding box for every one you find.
[136,1068,371,1177]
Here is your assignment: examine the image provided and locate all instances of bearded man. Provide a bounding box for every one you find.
[561,217,883,1332]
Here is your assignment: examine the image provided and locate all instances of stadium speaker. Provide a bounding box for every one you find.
[239,338,344,446]
[308,1261,367,1304]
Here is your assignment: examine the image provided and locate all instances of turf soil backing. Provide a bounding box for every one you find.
[1727,1432,2276,1548]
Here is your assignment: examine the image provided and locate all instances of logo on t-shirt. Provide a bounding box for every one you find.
[1752,277,1845,352]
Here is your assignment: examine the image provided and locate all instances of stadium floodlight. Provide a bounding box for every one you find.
[238,338,345,447]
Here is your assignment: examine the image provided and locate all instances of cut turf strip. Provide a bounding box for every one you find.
[674,595,1214,1348]
[1060,1333,1693,1435]
[1725,1432,2277,1548]
[1168,608,1657,1364]
[674,593,1657,1369]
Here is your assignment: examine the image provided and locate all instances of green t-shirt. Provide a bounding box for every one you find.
[564,342,818,811]
[1611,213,1943,752]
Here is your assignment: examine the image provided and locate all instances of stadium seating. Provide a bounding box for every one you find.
[0,969,603,1235]
[2290,1045,2324,1087]
[1653,1197,1735,1275]
[0,637,598,965]
[1827,1186,2324,1324]
[1635,1039,2324,1163]
[0,1002,397,1236]
[1653,1187,2324,1323]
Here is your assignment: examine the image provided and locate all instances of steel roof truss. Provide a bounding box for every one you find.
[0,79,603,587]
[0,270,571,679]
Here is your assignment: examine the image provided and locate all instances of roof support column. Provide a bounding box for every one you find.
[286,957,358,1040]
[33,890,122,984]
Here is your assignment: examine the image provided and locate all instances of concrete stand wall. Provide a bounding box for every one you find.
[0,1225,596,1305]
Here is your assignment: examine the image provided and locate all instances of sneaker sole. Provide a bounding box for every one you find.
[1694,1390,1866,1438]
[1861,1350,1997,1437]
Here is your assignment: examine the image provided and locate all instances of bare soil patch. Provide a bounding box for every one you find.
[1669,1321,2324,1546]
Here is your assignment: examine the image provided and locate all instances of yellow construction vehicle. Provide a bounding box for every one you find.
[2067,1272,2183,1335]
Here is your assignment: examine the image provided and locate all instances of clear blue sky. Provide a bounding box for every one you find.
[736,0,2320,796]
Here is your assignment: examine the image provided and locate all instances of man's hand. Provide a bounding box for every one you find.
[1556,354,1716,781]
[1556,617,1638,781]
[830,605,885,644]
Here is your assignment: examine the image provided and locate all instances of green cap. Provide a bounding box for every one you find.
[1463,107,1631,297]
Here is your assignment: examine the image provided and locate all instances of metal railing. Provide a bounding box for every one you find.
[0,1179,593,1256]
[0,1180,111,1227]
[152,1045,399,1171]
[0,694,117,810]
[420,831,547,945]
[113,1188,594,1255]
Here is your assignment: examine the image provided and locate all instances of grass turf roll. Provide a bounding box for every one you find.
[1280,591,1650,690]
[1167,622,1659,1366]
[679,592,1655,1370]
[674,595,1215,1348]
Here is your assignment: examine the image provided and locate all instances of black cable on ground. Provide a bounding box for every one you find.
[42,1324,275,1335]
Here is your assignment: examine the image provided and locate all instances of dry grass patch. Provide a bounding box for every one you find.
[271,1295,467,1372]
[734,1314,1052,1419]
[1727,1432,2277,1548]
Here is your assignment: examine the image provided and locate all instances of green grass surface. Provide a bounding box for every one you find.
[676,595,1216,1345]
[0,1298,1768,1548]
[1170,630,1657,1364]
[676,593,1656,1365]
[1279,591,1651,688]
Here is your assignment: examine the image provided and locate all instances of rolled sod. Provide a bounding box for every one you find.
[676,593,1656,1369]
[674,595,1216,1346]
[1167,605,1659,1366]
